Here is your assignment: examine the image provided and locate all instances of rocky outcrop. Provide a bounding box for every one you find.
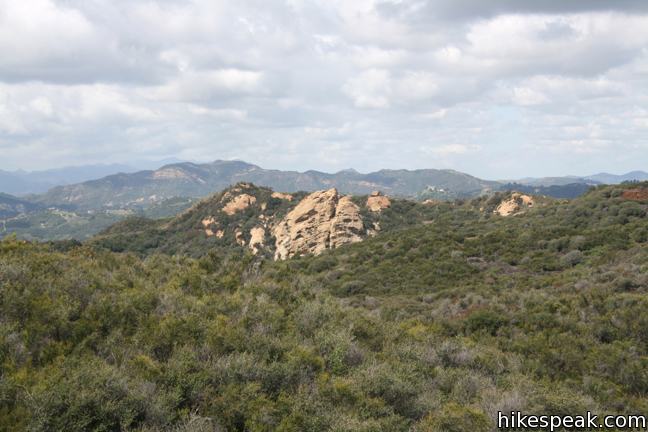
[271,192,293,201]
[202,217,217,236]
[329,196,364,248]
[222,194,256,215]
[201,217,215,227]
[273,189,364,260]
[249,227,265,255]
[235,229,246,246]
[366,191,391,212]
[495,192,534,216]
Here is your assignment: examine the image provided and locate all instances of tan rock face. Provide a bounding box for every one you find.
[235,229,246,246]
[273,189,364,260]
[222,194,257,215]
[366,191,391,212]
[330,196,364,248]
[201,217,216,227]
[495,193,535,216]
[271,192,293,201]
[202,217,219,237]
[249,227,266,255]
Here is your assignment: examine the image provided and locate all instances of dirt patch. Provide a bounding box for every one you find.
[622,188,648,201]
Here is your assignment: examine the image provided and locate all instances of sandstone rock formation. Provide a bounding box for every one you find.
[495,192,534,216]
[367,221,381,237]
[249,227,266,255]
[273,188,364,260]
[366,191,391,212]
[235,229,246,246]
[222,194,256,215]
[201,217,215,227]
[329,196,364,248]
[271,192,293,201]
[202,217,217,236]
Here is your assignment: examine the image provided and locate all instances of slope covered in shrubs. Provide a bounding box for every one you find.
[0,183,646,431]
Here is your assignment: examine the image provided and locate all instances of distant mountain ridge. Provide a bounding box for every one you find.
[0,159,186,196]
[0,193,42,218]
[585,171,648,184]
[512,171,648,187]
[0,164,136,195]
[31,160,500,210]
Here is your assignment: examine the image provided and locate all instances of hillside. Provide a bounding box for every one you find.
[32,160,499,211]
[0,197,197,242]
[498,182,594,199]
[92,183,448,258]
[0,193,41,218]
[1,182,646,431]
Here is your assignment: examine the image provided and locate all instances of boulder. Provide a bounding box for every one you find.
[273,189,364,260]
[495,192,534,216]
[366,191,391,212]
[222,194,256,215]
[249,227,266,255]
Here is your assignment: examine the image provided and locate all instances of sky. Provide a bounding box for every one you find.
[1,0,647,179]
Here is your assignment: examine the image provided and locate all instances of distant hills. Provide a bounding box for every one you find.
[0,158,184,195]
[512,171,648,187]
[1,159,646,241]
[30,160,500,210]
[2,159,646,205]
[0,164,136,195]
[585,171,648,184]
[0,193,42,218]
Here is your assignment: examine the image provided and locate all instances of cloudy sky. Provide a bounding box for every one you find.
[1,0,647,178]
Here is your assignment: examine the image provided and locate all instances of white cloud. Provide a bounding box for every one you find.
[511,87,550,106]
[0,0,647,177]
[0,0,96,66]
[424,144,481,156]
[154,69,264,103]
[395,71,439,101]
[343,69,392,108]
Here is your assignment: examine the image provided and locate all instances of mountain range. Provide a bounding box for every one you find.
[0,158,184,195]
[512,171,648,187]
[1,160,647,242]
[30,160,500,210]
[3,160,646,206]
